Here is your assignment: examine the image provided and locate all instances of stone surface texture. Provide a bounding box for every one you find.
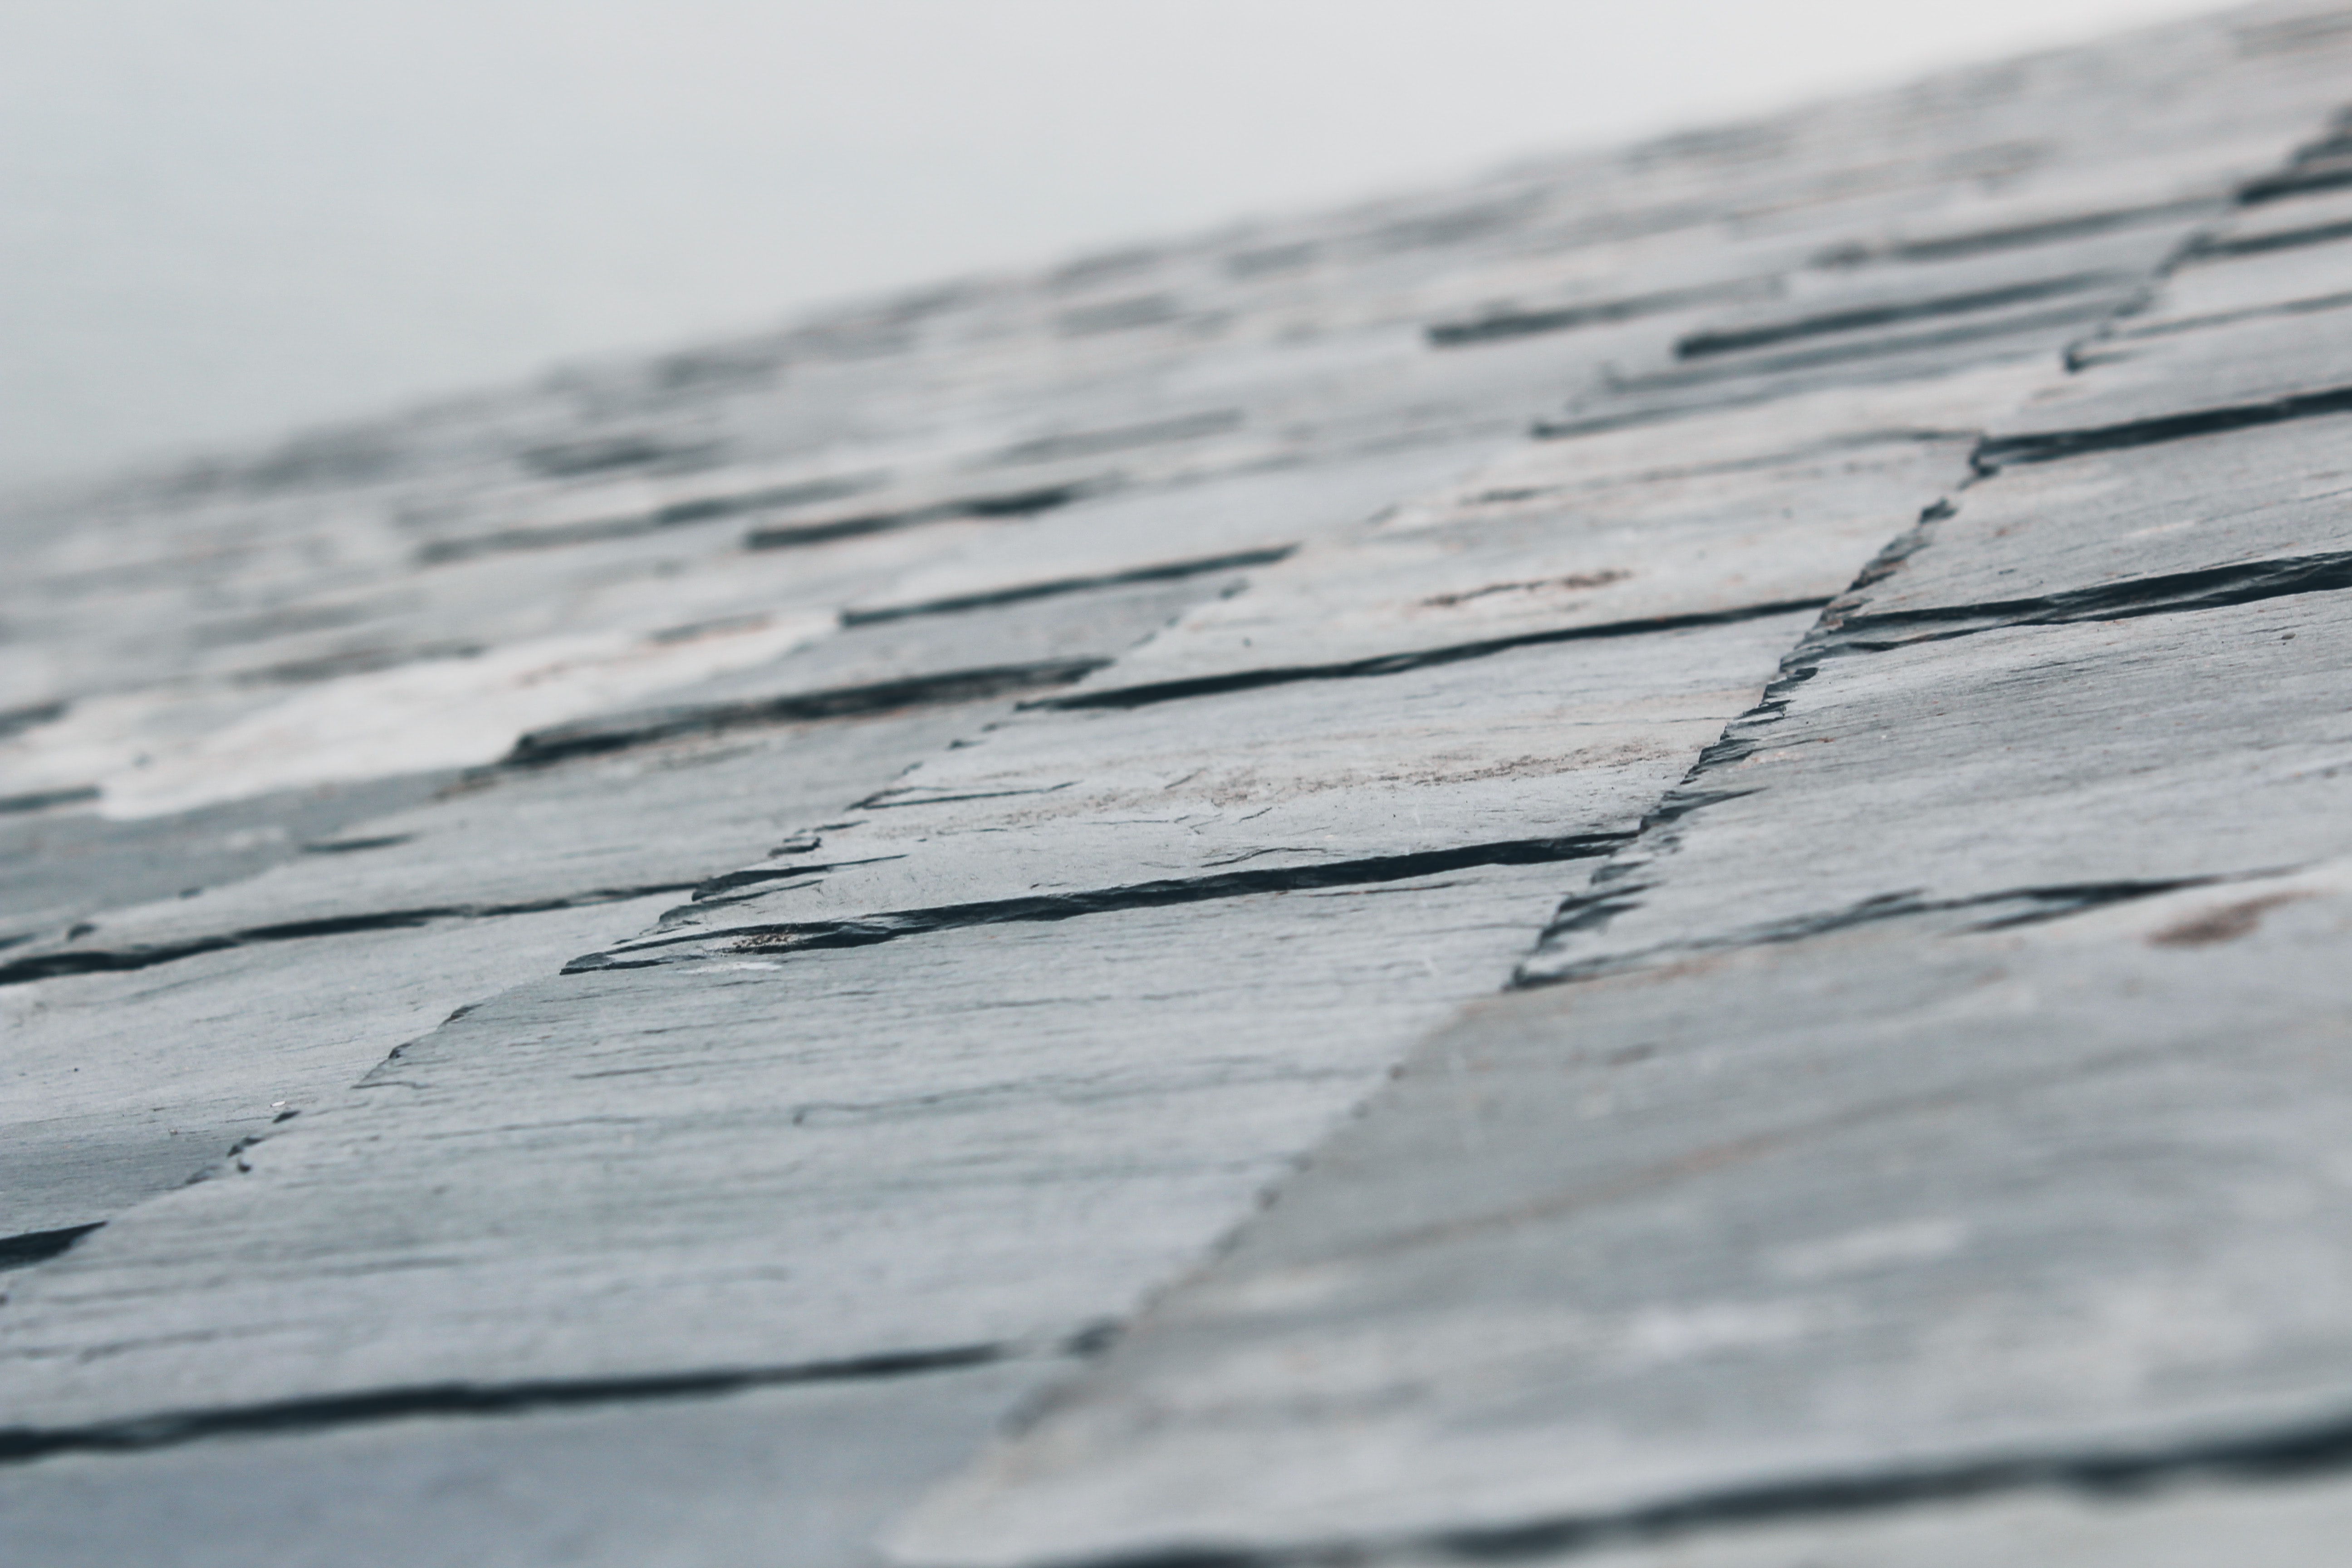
[9,6,2352,1566]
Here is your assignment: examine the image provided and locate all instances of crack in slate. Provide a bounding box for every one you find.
[0,883,701,989]
[0,1338,1065,1465]
[502,658,1109,767]
[570,834,1639,971]
[1033,599,1831,713]
[687,854,910,902]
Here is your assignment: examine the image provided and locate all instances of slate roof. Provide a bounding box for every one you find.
[9,5,2352,1563]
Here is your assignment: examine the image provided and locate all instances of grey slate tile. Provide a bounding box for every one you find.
[1817,412,2352,647]
[0,1361,1056,1568]
[598,612,1812,959]
[13,13,2352,1568]
[2,893,681,1237]
[1521,593,2352,985]
[0,863,1580,1433]
[888,868,2352,1563]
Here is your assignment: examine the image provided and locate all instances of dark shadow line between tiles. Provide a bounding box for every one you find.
[570,833,1640,971]
[1524,322,2085,443]
[1423,277,1779,348]
[0,1223,103,1273]
[1615,297,2127,392]
[2098,287,2352,345]
[0,883,702,990]
[0,785,102,816]
[1975,382,2352,469]
[1074,1405,2352,1568]
[741,480,1095,551]
[687,854,910,903]
[412,473,884,566]
[1813,196,2221,267]
[1673,271,2134,360]
[2236,162,2352,206]
[501,657,1110,768]
[841,547,1298,625]
[990,409,1244,466]
[2182,213,2352,260]
[1028,598,1832,713]
[0,700,69,742]
[1499,132,2338,1001]
[0,1337,1068,1465]
[1515,873,2234,989]
[1807,547,2352,656]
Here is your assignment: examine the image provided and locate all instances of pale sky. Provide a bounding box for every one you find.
[0,0,2230,489]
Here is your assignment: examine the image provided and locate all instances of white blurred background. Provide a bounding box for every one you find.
[0,0,2226,488]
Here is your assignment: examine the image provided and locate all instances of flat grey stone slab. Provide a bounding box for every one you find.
[1384,1475,2352,1568]
[608,612,1810,955]
[2,892,679,1238]
[1077,363,2063,700]
[7,18,2352,1568]
[1984,305,2352,458]
[1818,413,2352,643]
[0,771,450,941]
[2,705,987,969]
[840,439,1500,622]
[2125,221,2352,331]
[1523,593,2352,983]
[2195,180,2352,252]
[0,862,1573,1432]
[890,867,2352,1564]
[1,1360,1054,1568]
[505,573,1214,764]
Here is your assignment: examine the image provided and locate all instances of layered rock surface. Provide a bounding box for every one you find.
[9,7,2352,1565]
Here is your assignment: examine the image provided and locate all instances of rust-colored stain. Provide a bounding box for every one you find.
[2146,891,2311,947]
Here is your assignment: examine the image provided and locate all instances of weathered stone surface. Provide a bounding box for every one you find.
[0,863,1580,1433]
[2130,224,2352,330]
[602,612,1808,957]
[1985,305,2352,461]
[1514,593,2352,985]
[0,1361,1055,1568]
[10,12,2352,1568]
[1394,1475,2352,1568]
[4,675,1055,968]
[1071,373,2034,698]
[2,894,678,1239]
[890,868,2352,1564]
[1816,413,2352,644]
[0,771,451,943]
